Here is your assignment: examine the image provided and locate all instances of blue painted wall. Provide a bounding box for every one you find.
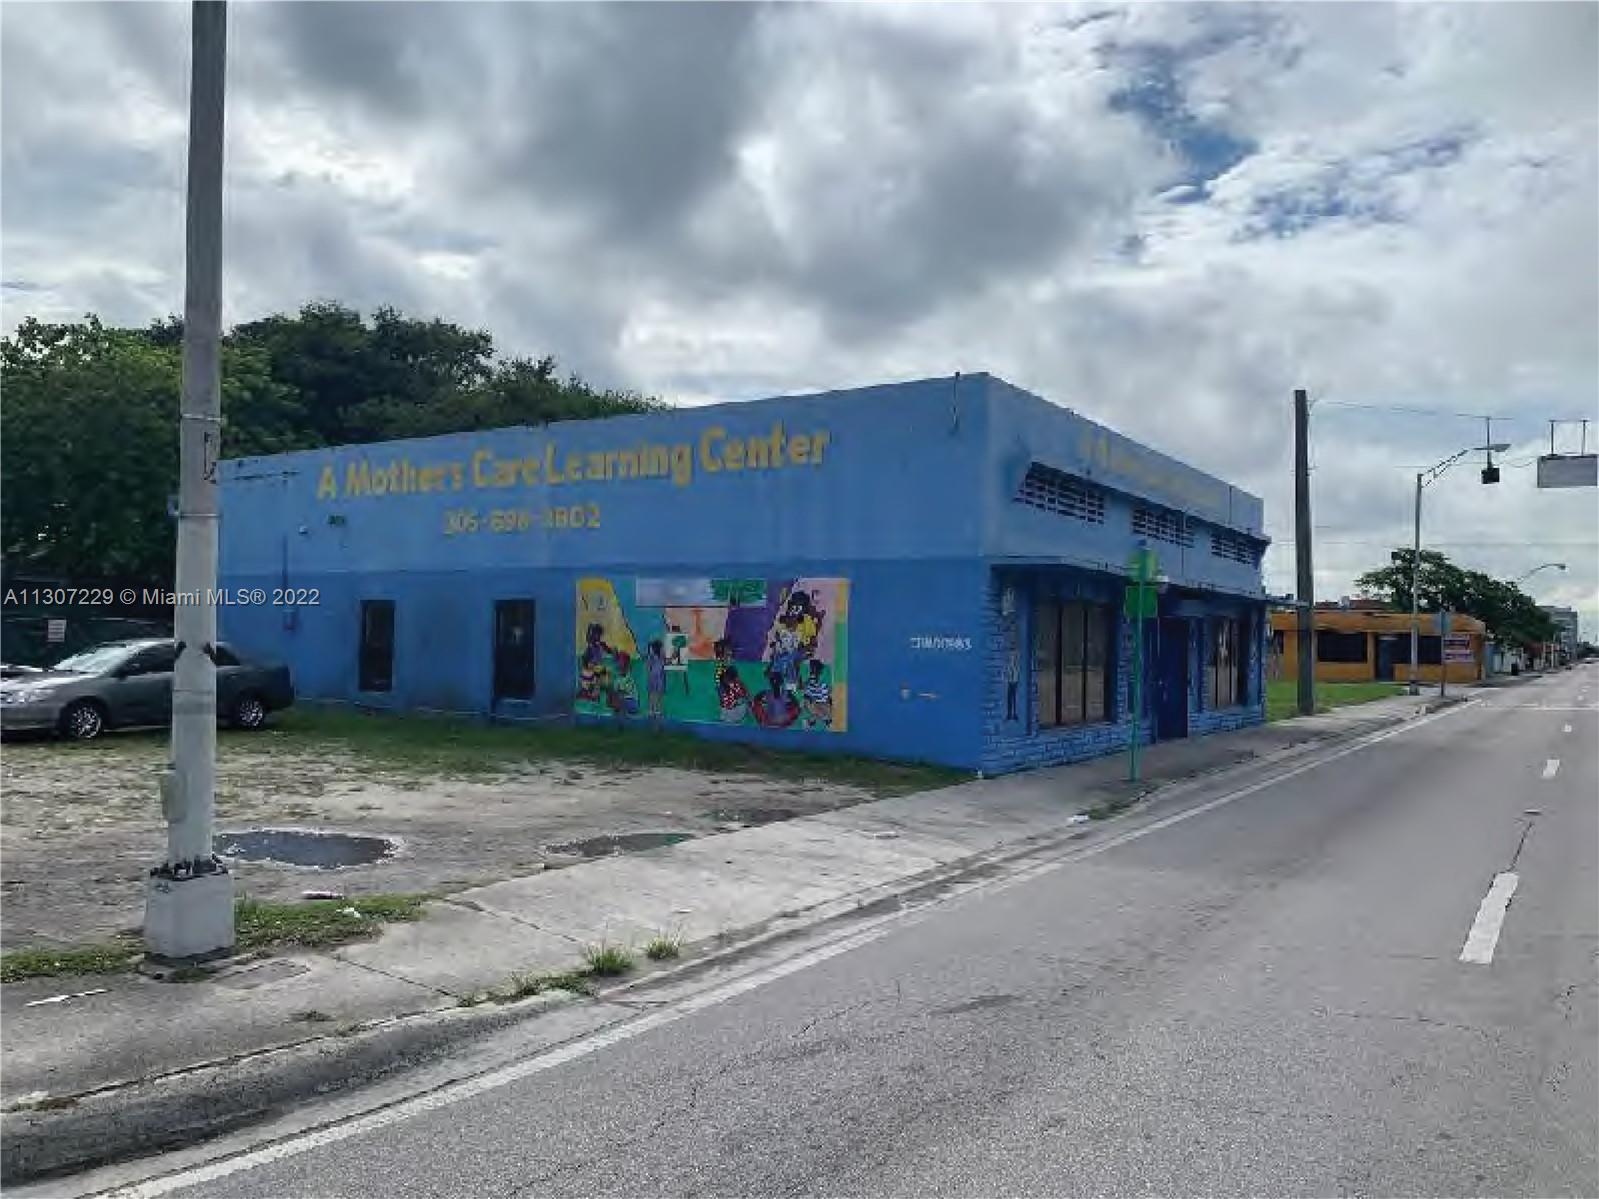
[219,374,1266,772]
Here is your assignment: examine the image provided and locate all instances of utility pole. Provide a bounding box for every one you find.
[1293,389,1315,716]
[1409,473,1422,696]
[145,0,233,964]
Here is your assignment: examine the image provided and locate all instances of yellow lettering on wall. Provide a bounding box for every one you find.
[671,443,692,486]
[809,429,830,464]
[699,427,725,473]
[586,451,607,479]
[544,443,562,483]
[788,434,809,464]
[746,433,771,469]
[564,454,585,482]
[345,462,372,496]
[723,438,745,471]
[317,466,337,500]
[472,449,493,487]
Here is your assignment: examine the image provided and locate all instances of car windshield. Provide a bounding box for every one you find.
[50,644,141,674]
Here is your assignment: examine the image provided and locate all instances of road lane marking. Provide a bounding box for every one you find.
[1542,759,1560,779]
[1459,872,1519,965]
[98,698,1481,1199]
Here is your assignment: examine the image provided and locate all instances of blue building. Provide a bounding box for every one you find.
[218,374,1268,773]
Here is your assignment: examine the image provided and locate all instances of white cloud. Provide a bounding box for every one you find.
[3,1,1595,634]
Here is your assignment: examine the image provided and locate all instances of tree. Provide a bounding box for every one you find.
[1355,549,1557,649]
[2,305,660,588]
[2,317,298,585]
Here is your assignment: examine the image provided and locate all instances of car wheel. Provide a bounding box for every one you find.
[232,693,267,730]
[60,700,106,741]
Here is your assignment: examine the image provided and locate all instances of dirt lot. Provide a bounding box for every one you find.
[0,710,955,949]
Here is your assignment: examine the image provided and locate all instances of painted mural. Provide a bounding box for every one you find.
[575,577,849,732]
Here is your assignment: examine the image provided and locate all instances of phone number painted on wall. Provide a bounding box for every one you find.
[444,504,603,536]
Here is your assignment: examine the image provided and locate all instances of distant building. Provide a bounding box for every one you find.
[1539,606,1579,661]
[1268,608,1486,685]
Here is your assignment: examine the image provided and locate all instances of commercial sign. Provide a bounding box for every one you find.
[1536,454,1597,489]
[1443,633,1474,664]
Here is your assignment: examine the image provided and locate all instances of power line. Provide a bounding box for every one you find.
[1311,399,1596,424]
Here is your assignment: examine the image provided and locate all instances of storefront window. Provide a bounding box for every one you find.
[1211,617,1248,709]
[1035,599,1113,728]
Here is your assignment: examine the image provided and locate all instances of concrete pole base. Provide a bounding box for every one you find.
[144,869,236,965]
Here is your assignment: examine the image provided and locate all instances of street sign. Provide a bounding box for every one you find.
[1537,454,1597,489]
[1126,546,1158,584]
[1444,633,1474,663]
[1123,585,1157,618]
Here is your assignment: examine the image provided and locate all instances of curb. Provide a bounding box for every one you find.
[0,699,1446,1186]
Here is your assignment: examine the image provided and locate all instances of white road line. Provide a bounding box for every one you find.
[1459,872,1519,965]
[98,699,1480,1199]
[1542,758,1561,780]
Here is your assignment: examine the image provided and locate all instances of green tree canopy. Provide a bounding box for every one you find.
[1,304,658,587]
[1355,549,1557,649]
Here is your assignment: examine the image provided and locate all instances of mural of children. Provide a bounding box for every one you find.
[753,667,799,728]
[769,626,803,692]
[801,660,833,729]
[712,639,750,724]
[645,640,666,719]
[606,650,640,719]
[578,622,611,702]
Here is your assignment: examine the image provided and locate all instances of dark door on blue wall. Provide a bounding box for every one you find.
[1375,634,1399,681]
[493,599,535,703]
[1155,617,1190,741]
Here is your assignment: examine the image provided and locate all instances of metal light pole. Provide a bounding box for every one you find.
[1407,441,1510,697]
[1515,563,1567,585]
[145,0,233,964]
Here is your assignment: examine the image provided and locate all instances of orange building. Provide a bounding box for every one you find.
[1268,608,1486,685]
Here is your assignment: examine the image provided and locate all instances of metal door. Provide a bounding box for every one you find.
[1154,618,1190,741]
[1375,635,1398,681]
[493,600,535,703]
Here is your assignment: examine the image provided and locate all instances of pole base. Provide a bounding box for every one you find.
[144,869,235,963]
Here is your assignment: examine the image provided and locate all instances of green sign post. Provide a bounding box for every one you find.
[1124,547,1158,783]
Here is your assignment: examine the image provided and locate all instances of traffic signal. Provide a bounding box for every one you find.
[1482,465,1501,484]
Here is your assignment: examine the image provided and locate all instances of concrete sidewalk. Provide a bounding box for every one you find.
[0,689,1463,1181]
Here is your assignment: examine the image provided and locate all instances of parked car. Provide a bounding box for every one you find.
[0,638,294,740]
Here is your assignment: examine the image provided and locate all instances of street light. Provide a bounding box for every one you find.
[1515,562,1567,584]
[1409,442,1511,696]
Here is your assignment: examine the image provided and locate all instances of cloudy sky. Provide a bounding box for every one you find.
[4,2,1596,632]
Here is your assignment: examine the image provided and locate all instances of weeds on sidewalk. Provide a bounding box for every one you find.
[643,934,681,961]
[0,895,431,983]
[234,894,428,951]
[0,940,141,983]
[582,942,635,976]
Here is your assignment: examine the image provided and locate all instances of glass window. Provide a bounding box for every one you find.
[1034,600,1060,729]
[359,600,395,692]
[1035,598,1113,728]
[1418,635,1442,665]
[1211,619,1241,709]
[126,644,177,675]
[1316,630,1368,663]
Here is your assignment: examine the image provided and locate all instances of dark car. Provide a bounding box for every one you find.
[0,638,294,740]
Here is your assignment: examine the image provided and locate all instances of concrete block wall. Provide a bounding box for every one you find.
[978,572,1148,776]
[978,574,1265,776]
[1188,610,1266,737]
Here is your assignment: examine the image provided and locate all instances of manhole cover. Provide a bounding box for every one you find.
[705,807,797,827]
[215,829,397,869]
[546,831,695,859]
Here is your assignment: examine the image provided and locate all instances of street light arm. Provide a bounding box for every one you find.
[1420,441,1512,488]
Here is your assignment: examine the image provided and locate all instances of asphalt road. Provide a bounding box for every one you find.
[142,668,1599,1198]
